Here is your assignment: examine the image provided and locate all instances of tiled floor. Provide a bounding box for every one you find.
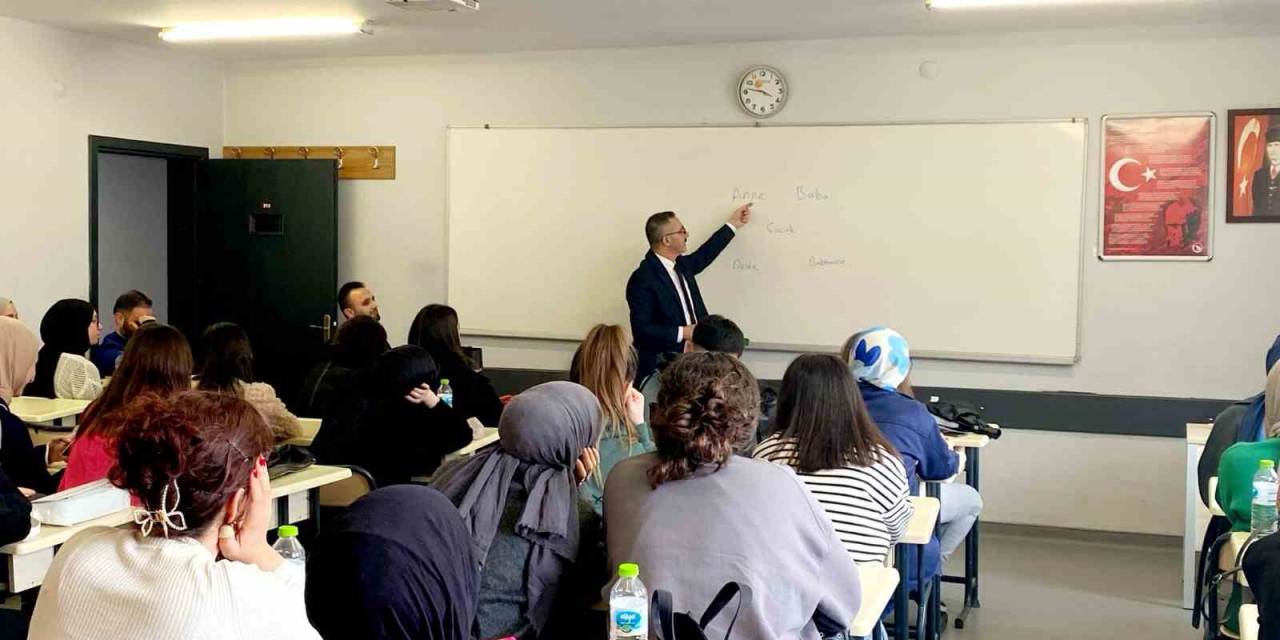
[935,528,1200,640]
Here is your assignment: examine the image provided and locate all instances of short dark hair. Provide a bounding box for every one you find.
[113,290,153,314]
[775,354,897,472]
[338,281,366,312]
[645,211,677,246]
[196,322,254,391]
[692,315,746,356]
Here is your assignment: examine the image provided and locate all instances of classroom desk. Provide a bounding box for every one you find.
[448,427,500,459]
[1185,422,1213,609]
[1224,531,1251,589]
[0,464,351,593]
[282,417,323,447]
[1242,604,1260,640]
[851,565,899,638]
[892,496,940,640]
[11,397,89,428]
[941,429,991,629]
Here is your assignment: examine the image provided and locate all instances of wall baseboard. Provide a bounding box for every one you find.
[982,522,1181,549]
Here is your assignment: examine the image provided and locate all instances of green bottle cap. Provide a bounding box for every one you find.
[441,379,451,385]
[618,563,639,578]
[278,525,299,537]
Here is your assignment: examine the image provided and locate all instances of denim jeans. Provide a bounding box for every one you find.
[938,483,983,561]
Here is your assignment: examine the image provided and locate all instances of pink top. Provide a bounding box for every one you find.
[59,433,117,492]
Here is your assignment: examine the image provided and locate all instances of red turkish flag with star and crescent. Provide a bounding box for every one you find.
[1231,114,1271,219]
[1101,115,1212,259]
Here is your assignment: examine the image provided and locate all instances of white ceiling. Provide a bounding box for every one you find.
[0,0,1277,60]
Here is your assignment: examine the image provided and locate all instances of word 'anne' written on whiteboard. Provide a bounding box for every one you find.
[732,186,831,202]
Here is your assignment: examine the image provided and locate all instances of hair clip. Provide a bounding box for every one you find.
[132,478,189,538]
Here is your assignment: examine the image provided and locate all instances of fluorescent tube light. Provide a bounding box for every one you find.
[159,18,369,42]
[928,0,1168,7]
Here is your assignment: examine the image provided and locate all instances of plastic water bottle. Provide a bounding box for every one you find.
[272,525,306,571]
[1251,460,1279,536]
[610,562,648,639]
[439,379,454,408]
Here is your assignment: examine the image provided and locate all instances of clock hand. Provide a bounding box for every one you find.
[747,87,775,98]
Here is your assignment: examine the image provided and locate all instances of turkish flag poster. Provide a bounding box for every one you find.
[1227,108,1280,223]
[1100,114,1213,261]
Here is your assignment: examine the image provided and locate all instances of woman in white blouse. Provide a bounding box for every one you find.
[28,390,319,640]
[26,298,103,400]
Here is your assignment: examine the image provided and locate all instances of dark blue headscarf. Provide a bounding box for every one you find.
[305,486,479,640]
[1240,335,1280,442]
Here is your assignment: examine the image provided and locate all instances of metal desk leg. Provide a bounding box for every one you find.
[894,545,909,640]
[956,447,981,628]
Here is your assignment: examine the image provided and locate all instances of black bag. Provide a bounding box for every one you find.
[651,582,752,640]
[927,400,1002,440]
[267,444,316,480]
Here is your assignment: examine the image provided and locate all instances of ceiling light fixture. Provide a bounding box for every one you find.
[927,0,1169,8]
[158,17,370,42]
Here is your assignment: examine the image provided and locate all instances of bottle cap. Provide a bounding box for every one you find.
[441,379,451,385]
[618,563,639,578]
[278,525,299,537]
[1262,460,1276,469]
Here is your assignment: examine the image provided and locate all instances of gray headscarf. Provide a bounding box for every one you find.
[431,381,603,634]
[1266,362,1280,438]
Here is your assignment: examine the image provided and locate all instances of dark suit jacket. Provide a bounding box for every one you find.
[1253,165,1280,217]
[626,224,736,381]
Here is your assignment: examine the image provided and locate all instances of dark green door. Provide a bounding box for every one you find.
[193,159,338,407]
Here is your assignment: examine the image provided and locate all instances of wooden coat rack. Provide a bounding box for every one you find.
[221,145,396,180]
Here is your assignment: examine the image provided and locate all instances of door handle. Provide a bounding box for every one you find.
[308,314,334,343]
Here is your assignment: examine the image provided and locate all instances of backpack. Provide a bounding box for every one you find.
[650,582,752,640]
[926,400,1002,440]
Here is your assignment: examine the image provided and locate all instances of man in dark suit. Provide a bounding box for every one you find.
[1252,126,1280,218]
[626,204,752,382]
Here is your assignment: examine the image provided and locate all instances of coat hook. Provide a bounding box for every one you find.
[298,146,310,159]
[370,146,380,170]
[334,147,345,169]
[265,147,276,160]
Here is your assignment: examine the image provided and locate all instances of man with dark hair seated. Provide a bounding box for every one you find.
[338,281,380,324]
[638,315,753,441]
[89,289,154,376]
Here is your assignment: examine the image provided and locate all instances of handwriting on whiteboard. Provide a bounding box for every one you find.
[732,187,766,201]
[732,259,760,271]
[766,222,796,234]
[809,257,846,267]
[796,186,829,201]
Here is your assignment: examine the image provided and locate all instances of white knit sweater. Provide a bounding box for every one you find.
[28,527,320,640]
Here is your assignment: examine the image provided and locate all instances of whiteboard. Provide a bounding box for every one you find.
[447,121,1086,364]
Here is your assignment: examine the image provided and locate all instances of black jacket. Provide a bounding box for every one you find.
[436,357,505,429]
[0,401,58,495]
[626,224,735,381]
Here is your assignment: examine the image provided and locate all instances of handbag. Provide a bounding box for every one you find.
[650,582,752,640]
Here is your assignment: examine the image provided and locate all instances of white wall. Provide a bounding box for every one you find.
[224,27,1280,403]
[97,154,169,323]
[0,16,222,332]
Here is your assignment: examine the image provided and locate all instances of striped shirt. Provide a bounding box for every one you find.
[754,434,913,565]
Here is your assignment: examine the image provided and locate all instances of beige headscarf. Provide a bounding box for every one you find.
[1266,361,1280,438]
[0,316,40,403]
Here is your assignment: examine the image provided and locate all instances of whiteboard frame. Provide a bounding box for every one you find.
[445,118,1090,366]
[1096,112,1216,262]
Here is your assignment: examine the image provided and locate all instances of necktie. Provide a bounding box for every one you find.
[677,270,697,325]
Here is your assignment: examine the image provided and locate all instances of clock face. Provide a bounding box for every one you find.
[738,66,787,118]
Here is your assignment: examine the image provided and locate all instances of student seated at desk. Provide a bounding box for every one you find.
[27,298,104,401]
[313,346,473,486]
[28,391,320,639]
[569,324,650,515]
[605,352,861,640]
[89,289,156,376]
[755,354,913,567]
[197,322,301,442]
[845,327,983,589]
[0,317,64,495]
[60,323,193,491]
[298,316,387,419]
[0,466,32,640]
[306,485,479,640]
[407,304,503,428]
[431,382,603,640]
[1199,334,1280,505]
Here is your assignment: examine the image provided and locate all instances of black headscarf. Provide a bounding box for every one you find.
[28,299,95,398]
[306,485,479,640]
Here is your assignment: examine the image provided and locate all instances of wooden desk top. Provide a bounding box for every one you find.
[902,497,940,545]
[1,465,351,557]
[452,427,500,458]
[10,397,90,424]
[1187,422,1213,447]
[850,564,898,637]
[282,417,322,447]
[943,432,990,449]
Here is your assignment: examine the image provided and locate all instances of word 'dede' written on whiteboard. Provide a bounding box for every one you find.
[731,186,831,202]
